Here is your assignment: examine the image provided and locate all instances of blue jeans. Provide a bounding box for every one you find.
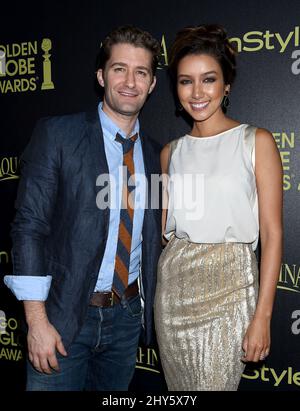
[26,294,142,391]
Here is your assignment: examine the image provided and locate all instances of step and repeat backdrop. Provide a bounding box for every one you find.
[0,0,299,391]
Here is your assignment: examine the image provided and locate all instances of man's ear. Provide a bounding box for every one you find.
[148,76,157,94]
[97,69,105,87]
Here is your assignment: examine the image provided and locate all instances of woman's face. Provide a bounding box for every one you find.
[177,53,229,122]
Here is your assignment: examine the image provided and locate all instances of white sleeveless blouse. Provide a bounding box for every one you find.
[164,124,259,250]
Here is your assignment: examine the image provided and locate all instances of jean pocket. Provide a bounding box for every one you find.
[125,294,142,318]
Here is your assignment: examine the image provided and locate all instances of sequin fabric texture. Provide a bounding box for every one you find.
[154,237,258,391]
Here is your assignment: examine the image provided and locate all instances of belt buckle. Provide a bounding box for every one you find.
[101,291,114,307]
[110,290,119,306]
[110,292,114,306]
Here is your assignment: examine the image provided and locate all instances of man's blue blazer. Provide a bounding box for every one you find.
[11,109,162,347]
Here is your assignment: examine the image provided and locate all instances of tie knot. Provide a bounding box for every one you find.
[115,132,138,153]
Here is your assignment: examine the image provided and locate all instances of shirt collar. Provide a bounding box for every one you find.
[98,101,140,142]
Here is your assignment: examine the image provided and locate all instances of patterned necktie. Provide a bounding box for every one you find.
[112,132,138,298]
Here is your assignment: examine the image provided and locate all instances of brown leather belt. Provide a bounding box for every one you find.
[89,280,139,307]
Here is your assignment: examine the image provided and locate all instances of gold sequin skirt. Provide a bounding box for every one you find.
[154,236,258,391]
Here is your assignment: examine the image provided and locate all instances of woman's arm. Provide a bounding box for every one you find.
[161,143,170,245]
[242,127,283,363]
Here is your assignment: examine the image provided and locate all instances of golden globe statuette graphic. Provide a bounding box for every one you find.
[0,50,5,76]
[41,38,54,90]
[0,310,6,335]
[0,251,9,264]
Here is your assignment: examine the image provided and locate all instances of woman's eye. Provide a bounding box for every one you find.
[179,79,192,85]
[204,77,216,83]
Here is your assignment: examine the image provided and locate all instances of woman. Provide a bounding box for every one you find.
[154,24,282,391]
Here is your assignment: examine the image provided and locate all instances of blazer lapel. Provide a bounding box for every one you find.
[139,132,159,233]
[85,110,109,179]
[85,109,110,233]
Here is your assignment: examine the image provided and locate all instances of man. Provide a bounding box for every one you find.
[4,25,162,391]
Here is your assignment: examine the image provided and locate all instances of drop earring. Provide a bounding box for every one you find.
[222,91,230,108]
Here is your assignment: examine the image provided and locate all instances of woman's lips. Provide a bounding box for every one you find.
[190,101,209,111]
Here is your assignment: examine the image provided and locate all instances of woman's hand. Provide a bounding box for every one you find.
[241,316,270,362]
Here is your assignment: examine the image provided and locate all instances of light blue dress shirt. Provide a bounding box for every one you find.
[4,102,146,299]
[96,103,145,291]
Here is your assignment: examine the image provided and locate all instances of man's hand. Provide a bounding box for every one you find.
[24,301,67,374]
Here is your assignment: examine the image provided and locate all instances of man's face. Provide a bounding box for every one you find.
[97,43,156,118]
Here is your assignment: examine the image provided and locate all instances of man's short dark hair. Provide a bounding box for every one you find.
[97,25,161,75]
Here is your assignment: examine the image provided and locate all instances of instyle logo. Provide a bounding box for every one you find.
[158,35,168,69]
[229,26,300,53]
[242,365,300,387]
[0,39,54,94]
[128,27,300,75]
[99,29,299,76]
[0,156,19,182]
[277,263,300,294]
[136,346,160,374]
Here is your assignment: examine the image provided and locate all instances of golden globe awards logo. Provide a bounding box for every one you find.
[0,251,9,265]
[0,39,54,94]
[273,131,300,191]
[0,156,19,182]
[0,311,23,362]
